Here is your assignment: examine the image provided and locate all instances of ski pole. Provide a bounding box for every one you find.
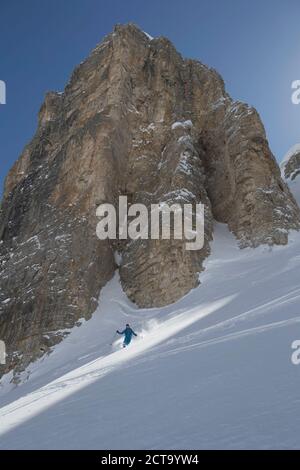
[110,331,118,345]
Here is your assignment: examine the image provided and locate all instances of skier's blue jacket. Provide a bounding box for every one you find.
[117,326,137,345]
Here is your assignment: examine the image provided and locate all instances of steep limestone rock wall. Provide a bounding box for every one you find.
[0,23,299,377]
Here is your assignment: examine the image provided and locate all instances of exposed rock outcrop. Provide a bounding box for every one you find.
[281,145,300,204]
[1,23,299,377]
[282,145,300,181]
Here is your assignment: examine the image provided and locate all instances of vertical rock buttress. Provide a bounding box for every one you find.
[0,24,299,377]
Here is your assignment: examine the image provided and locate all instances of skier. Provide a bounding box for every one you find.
[116,324,137,348]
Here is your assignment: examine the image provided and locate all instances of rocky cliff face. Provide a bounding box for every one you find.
[282,146,300,181]
[281,145,300,203]
[1,23,299,378]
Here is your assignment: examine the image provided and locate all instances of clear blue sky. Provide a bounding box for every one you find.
[1,0,300,195]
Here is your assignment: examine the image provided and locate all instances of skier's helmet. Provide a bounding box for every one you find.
[126,323,130,327]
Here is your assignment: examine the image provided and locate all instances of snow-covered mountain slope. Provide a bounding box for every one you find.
[0,183,300,450]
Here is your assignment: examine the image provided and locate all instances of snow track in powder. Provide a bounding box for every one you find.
[0,177,299,449]
[0,295,232,437]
